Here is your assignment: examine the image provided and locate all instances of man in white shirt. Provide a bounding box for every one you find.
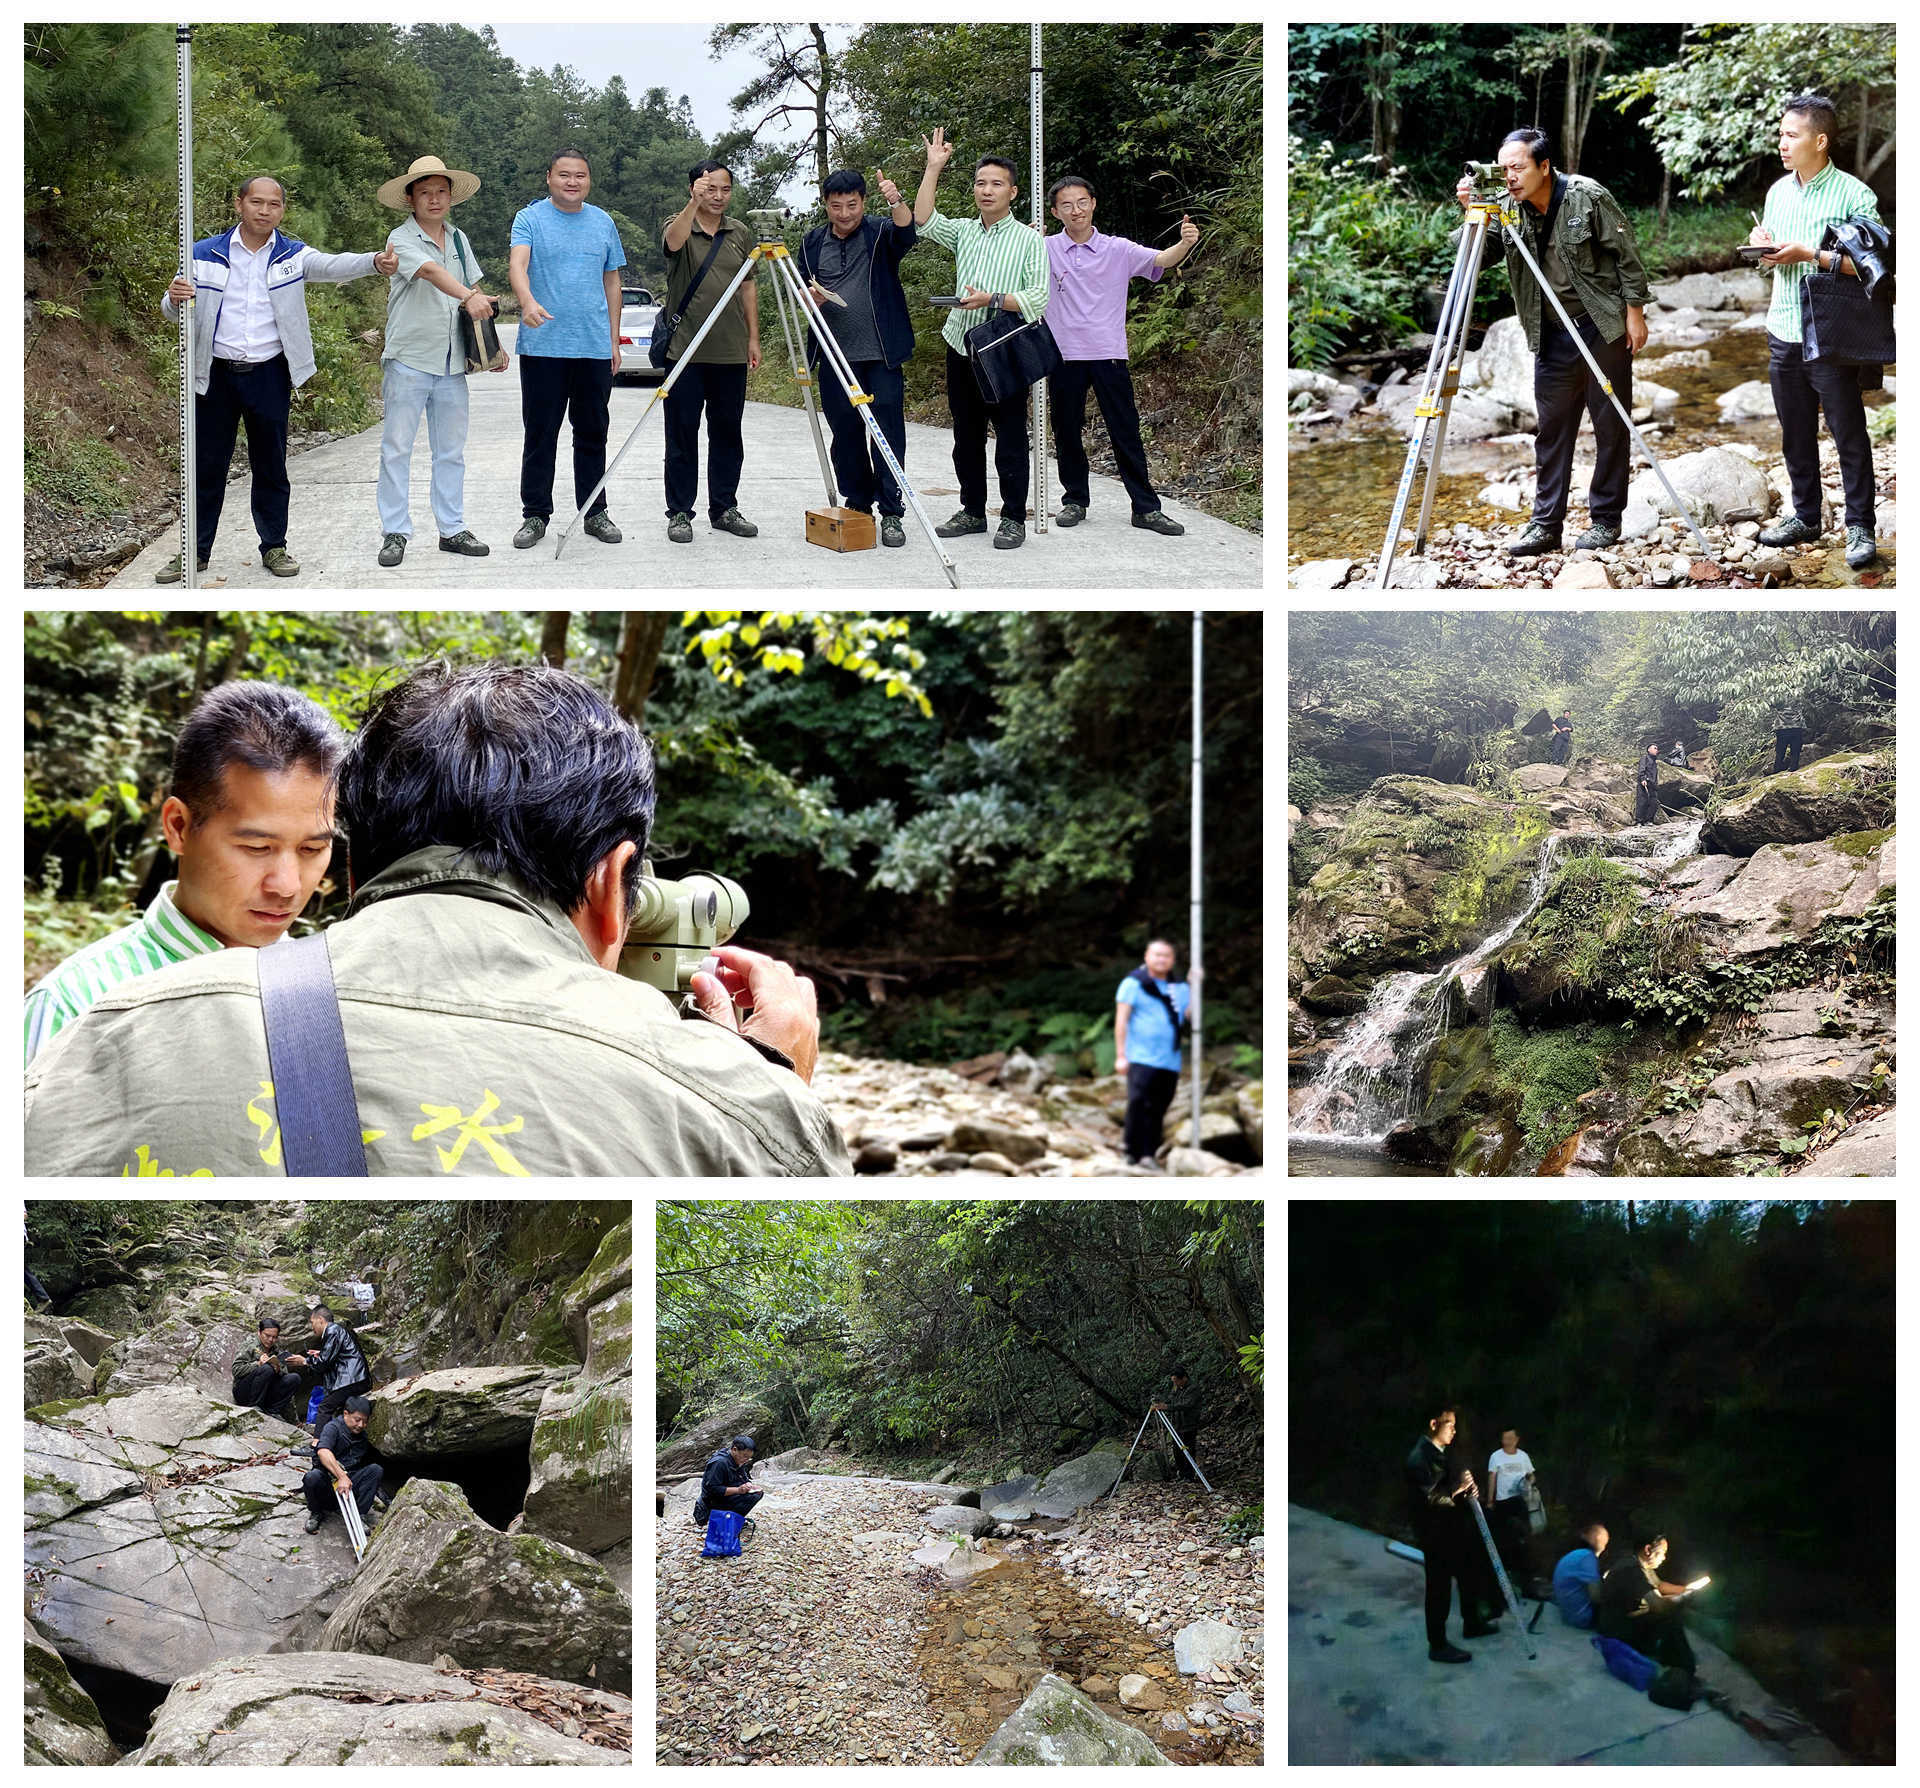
[1485,1426,1537,1580]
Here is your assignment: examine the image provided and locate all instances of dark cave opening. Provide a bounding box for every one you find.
[383,1442,532,1531]
[65,1658,170,1752]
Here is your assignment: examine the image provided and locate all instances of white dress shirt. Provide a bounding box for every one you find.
[211,231,284,362]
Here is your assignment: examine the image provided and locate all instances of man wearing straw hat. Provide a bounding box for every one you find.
[374,154,502,568]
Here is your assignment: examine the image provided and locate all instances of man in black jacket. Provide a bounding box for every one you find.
[231,1318,304,1419]
[303,1305,370,1436]
[1406,1405,1502,1663]
[1634,742,1662,824]
[694,1434,762,1535]
[1548,709,1574,766]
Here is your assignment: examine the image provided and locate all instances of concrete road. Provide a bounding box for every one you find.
[114,325,1262,592]
[1287,1504,1836,1765]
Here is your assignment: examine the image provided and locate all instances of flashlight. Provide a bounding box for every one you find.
[1686,1575,1711,1591]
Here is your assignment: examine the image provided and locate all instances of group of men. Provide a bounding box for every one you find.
[160,130,1199,577]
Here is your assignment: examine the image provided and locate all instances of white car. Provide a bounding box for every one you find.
[616,285,664,384]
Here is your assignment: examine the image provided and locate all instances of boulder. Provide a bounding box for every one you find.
[972,1673,1172,1766]
[1235,1082,1264,1161]
[1553,560,1612,589]
[560,1217,631,1376]
[909,1537,1006,1581]
[1627,447,1771,525]
[127,1651,628,1765]
[1652,763,1714,811]
[1166,1146,1237,1176]
[753,1445,832,1476]
[1700,752,1893,854]
[60,1284,147,1334]
[1288,368,1340,399]
[655,1398,779,1478]
[320,1478,631,1694]
[853,1140,899,1174]
[1299,973,1370,1017]
[368,1363,575,1458]
[25,1336,93,1410]
[23,1313,118,1369]
[1513,763,1569,792]
[1174,1617,1248,1674]
[978,1472,1042,1520]
[25,1617,118,1765]
[1469,314,1538,428]
[1796,1108,1895,1177]
[1288,557,1356,589]
[92,1288,259,1402]
[1668,832,1892,957]
[522,1372,633,1558]
[1118,1673,1168,1709]
[1534,1118,1628,1177]
[1715,379,1775,421]
[1028,1450,1124,1517]
[1651,272,1739,311]
[923,1504,996,1538]
[1632,377,1679,420]
[1379,556,1447,588]
[969,1152,1020,1175]
[1167,1109,1258,1165]
[944,1119,1046,1164]
[25,1386,352,1685]
[996,1049,1053,1094]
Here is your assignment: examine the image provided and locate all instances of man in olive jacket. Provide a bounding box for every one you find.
[1453,128,1651,559]
[24,663,850,1178]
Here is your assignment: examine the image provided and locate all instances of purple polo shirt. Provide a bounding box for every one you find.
[1045,229,1163,360]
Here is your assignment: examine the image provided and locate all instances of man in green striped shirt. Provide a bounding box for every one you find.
[912,126,1051,550]
[1749,92,1885,570]
[24,682,341,1065]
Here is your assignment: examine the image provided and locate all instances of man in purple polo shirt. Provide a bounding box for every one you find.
[1044,175,1199,535]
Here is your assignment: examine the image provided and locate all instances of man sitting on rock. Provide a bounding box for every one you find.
[231,1318,304,1419]
[304,1304,371,1435]
[694,1434,761,1539]
[303,1394,386,1535]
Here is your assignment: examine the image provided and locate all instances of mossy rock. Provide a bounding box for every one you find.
[1701,750,1892,855]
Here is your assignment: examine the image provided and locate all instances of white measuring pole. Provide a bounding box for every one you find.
[1029,23,1048,532]
[176,23,197,591]
[1189,610,1204,1135]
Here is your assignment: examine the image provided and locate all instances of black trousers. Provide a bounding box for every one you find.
[1768,333,1875,530]
[196,354,293,557]
[946,346,1030,521]
[519,355,614,520]
[313,1376,371,1436]
[1773,727,1805,773]
[233,1365,302,1415]
[303,1460,385,1522]
[1049,358,1161,513]
[1531,316,1633,532]
[1601,1603,1695,1674]
[1490,1495,1530,1578]
[1548,735,1570,765]
[663,359,749,520]
[816,355,907,515]
[1420,1526,1499,1648]
[1634,779,1661,824]
[1124,1063,1181,1162]
[25,1268,51,1304]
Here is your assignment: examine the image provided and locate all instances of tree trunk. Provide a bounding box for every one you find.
[986,1292,1140,1422]
[1657,164,1671,235]
[613,612,673,727]
[810,22,831,192]
[539,611,571,668]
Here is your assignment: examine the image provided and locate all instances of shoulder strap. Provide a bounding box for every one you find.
[1129,965,1189,1040]
[662,223,731,350]
[256,933,370,1177]
[452,226,472,282]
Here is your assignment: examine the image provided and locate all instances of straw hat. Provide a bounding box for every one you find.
[378,154,480,211]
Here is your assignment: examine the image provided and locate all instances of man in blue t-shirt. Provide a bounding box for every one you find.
[507,148,627,550]
[1552,1521,1609,1628]
[1114,937,1191,1168]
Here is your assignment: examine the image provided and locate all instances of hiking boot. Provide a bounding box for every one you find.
[935,509,987,538]
[584,510,623,544]
[261,546,300,577]
[1759,513,1819,548]
[880,514,906,548]
[711,506,758,538]
[1845,525,1878,569]
[692,1501,708,1527]
[1132,509,1185,536]
[304,1513,324,1533]
[993,517,1026,550]
[1055,501,1086,528]
[439,530,490,557]
[513,516,548,550]
[1430,1643,1473,1663]
[1507,523,1561,558]
[377,533,407,568]
[155,553,209,584]
[1573,522,1620,551]
[667,511,694,544]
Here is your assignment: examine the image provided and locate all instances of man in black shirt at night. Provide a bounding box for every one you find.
[1406,1404,1502,1663]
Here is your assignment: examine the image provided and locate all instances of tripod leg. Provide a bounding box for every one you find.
[768,256,839,506]
[1155,1410,1215,1493]
[1102,1410,1156,1502]
[1411,229,1488,557]
[1467,1494,1536,1660]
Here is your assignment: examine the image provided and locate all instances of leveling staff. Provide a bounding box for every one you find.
[1452,129,1651,561]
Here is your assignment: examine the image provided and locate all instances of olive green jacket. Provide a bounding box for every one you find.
[1459,173,1650,352]
[24,846,851,1178]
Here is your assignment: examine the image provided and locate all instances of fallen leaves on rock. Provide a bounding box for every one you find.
[318,1666,630,1752]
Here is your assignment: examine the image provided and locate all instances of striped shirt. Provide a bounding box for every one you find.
[24,882,222,1065]
[921,209,1051,355]
[1762,160,1881,342]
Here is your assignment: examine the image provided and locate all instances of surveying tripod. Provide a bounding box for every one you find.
[334,1481,369,1564]
[555,210,958,588]
[1375,174,1711,588]
[1103,1406,1214,1498]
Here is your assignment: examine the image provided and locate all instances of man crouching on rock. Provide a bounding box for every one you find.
[303,1394,386,1535]
[694,1434,762,1539]
[231,1318,305,1421]
[1453,128,1650,561]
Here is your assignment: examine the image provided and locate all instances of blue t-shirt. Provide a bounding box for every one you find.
[508,199,626,359]
[1115,972,1190,1072]
[1552,1547,1601,1627]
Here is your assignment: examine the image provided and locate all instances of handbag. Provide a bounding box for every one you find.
[652,225,729,369]
[1801,226,1896,366]
[966,306,1062,404]
[450,230,507,373]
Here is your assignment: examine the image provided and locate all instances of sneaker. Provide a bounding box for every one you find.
[1845,525,1878,570]
[993,518,1026,550]
[880,514,906,549]
[1507,523,1561,558]
[1132,510,1185,537]
[935,509,987,538]
[1055,502,1086,528]
[711,507,758,538]
[584,511,623,545]
[439,530,490,557]
[667,512,694,545]
[261,546,300,577]
[304,1513,323,1533]
[1429,1643,1473,1664]
[1759,514,1820,548]
[377,533,407,568]
[513,516,548,550]
[1573,523,1620,551]
[155,553,209,584]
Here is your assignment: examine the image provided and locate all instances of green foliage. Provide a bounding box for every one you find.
[1867,402,1895,445]
[1223,1501,1264,1539]
[1488,1012,1634,1153]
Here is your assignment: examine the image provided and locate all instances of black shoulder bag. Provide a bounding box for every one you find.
[256,932,370,1177]
[652,225,729,369]
[1802,223,1897,367]
[967,305,1061,404]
